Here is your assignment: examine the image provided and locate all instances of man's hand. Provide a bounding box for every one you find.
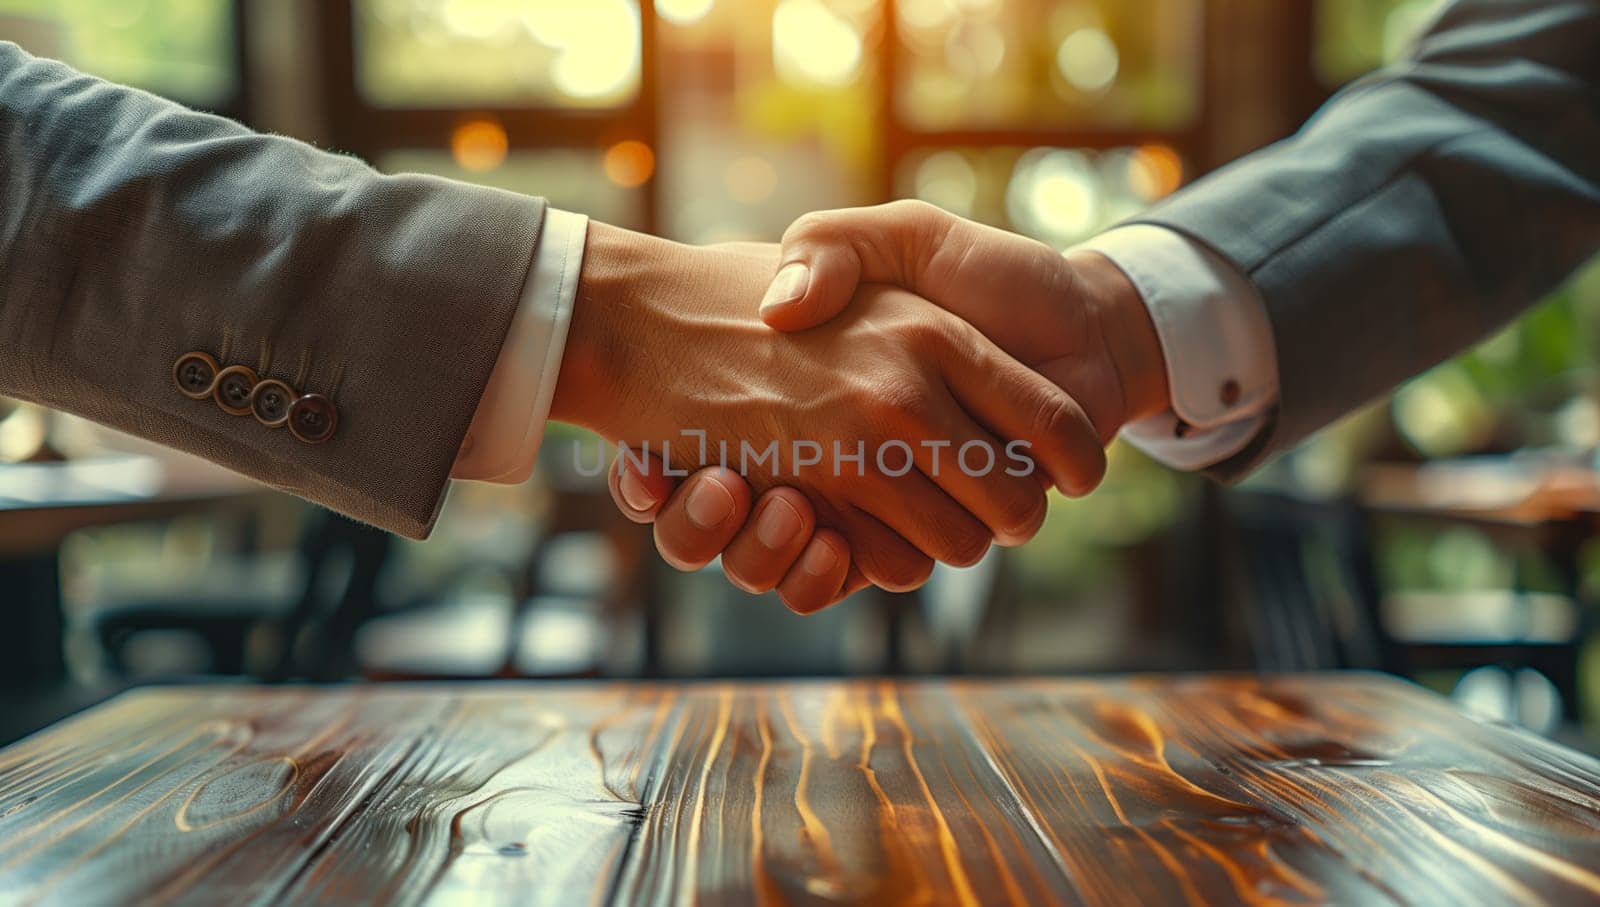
[607,453,866,613]
[619,204,1177,609]
[558,221,1105,602]
[759,200,1170,441]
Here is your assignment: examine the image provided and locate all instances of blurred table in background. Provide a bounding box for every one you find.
[1361,458,1600,529]
[4,674,1600,904]
[1359,457,1600,726]
[0,453,266,689]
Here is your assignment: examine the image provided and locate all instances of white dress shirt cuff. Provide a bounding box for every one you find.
[1080,224,1279,472]
[453,207,587,483]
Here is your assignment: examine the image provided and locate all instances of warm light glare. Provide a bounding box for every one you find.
[773,0,864,87]
[547,2,641,99]
[1128,144,1183,200]
[439,0,514,41]
[1008,150,1102,246]
[604,140,656,188]
[1033,172,1098,235]
[725,155,779,204]
[656,0,715,26]
[1057,27,1119,93]
[450,117,509,172]
[914,150,978,217]
[897,0,956,31]
[943,22,1006,79]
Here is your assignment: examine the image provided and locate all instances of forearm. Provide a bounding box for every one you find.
[1136,0,1600,466]
[550,220,664,434]
[0,42,543,537]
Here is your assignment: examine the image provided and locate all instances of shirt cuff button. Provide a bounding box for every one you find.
[1220,379,1241,407]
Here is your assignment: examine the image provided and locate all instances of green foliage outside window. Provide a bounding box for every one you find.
[0,0,234,106]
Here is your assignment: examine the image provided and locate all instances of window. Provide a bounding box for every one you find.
[1314,0,1443,87]
[353,0,642,108]
[897,143,1183,248]
[895,0,1202,131]
[0,0,237,108]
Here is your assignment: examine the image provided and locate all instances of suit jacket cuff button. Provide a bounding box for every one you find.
[288,394,338,444]
[173,352,219,400]
[213,365,260,416]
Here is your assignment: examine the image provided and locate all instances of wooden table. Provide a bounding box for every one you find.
[3,675,1599,905]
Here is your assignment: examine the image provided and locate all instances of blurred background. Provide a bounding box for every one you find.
[3,0,1600,753]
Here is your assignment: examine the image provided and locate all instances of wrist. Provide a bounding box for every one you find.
[1066,249,1170,426]
[550,221,658,433]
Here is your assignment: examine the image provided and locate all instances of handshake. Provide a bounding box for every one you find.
[525,201,1175,614]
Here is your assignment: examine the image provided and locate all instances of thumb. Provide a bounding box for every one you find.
[758,200,958,332]
[758,234,861,332]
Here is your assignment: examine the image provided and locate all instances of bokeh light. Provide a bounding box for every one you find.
[603,139,655,188]
[772,0,864,87]
[913,150,979,218]
[656,0,715,27]
[450,117,508,172]
[1007,149,1101,247]
[944,22,1007,79]
[1056,27,1119,94]
[1128,143,1183,200]
[546,1,641,100]
[356,0,641,107]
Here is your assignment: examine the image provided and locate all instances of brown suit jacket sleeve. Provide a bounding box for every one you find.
[0,42,548,539]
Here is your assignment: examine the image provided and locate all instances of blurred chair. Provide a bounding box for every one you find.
[355,450,661,681]
[1221,487,1587,726]
[90,510,391,682]
[1221,489,1394,672]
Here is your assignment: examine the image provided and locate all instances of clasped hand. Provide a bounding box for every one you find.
[568,204,1165,613]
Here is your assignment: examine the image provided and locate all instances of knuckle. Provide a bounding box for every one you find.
[783,210,834,243]
[876,379,936,430]
[887,198,938,221]
[1032,390,1083,443]
[893,310,962,354]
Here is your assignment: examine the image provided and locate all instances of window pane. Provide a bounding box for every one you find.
[895,0,1201,131]
[379,148,646,230]
[1315,0,1443,86]
[355,0,641,108]
[0,0,235,106]
[654,0,879,243]
[897,144,1185,248]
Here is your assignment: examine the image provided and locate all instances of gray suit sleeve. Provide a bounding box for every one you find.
[0,42,547,538]
[1134,0,1600,476]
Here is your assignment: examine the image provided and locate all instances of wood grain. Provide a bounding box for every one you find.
[2,675,1598,906]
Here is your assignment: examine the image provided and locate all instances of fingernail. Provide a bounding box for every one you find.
[755,498,803,550]
[685,476,736,530]
[759,262,810,316]
[800,539,839,577]
[619,468,657,512]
